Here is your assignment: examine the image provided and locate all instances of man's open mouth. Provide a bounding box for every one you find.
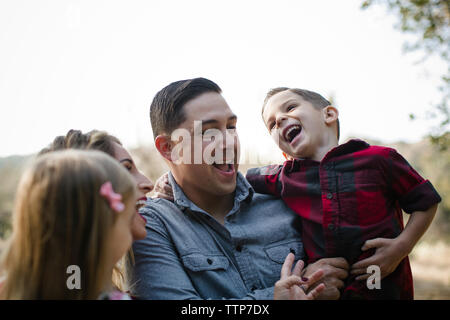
[212,161,236,179]
[283,124,302,143]
[212,162,235,173]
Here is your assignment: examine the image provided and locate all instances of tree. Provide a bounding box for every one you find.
[361,0,450,150]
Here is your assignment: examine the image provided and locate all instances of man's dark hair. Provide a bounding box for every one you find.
[262,87,340,141]
[149,77,222,138]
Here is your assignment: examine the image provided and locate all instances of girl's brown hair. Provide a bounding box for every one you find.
[0,150,135,299]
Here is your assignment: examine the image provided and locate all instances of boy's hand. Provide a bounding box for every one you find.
[350,237,409,281]
[274,253,325,300]
[152,172,174,201]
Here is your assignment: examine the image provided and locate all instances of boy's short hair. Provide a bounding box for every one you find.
[262,87,340,141]
[149,77,222,138]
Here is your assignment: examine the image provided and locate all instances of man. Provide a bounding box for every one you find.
[131,77,348,299]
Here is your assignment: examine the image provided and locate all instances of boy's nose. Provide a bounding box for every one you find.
[276,115,288,128]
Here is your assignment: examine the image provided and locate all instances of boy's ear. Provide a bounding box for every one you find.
[323,105,339,125]
[155,135,174,162]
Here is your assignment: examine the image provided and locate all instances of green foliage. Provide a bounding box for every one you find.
[361,0,450,149]
[361,0,449,57]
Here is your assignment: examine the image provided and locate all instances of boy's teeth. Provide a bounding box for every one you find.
[285,125,301,141]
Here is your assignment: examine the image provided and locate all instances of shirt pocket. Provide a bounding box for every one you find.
[264,239,304,264]
[181,253,230,272]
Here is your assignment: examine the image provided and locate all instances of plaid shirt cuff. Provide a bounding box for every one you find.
[399,180,442,213]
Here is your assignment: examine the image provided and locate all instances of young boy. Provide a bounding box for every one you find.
[246,87,441,299]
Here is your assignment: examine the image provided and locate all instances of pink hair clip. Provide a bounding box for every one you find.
[100,181,125,212]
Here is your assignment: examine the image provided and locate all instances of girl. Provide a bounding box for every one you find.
[0,149,138,299]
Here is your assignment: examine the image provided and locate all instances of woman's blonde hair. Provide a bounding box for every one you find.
[0,149,135,299]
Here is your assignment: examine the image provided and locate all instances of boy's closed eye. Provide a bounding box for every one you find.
[269,121,276,132]
[286,104,297,112]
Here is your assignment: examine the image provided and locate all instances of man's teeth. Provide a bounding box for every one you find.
[213,163,232,171]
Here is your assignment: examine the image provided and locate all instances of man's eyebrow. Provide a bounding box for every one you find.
[201,115,237,125]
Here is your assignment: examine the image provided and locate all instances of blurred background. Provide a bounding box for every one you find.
[0,0,449,299]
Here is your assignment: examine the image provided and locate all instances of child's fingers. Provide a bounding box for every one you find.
[152,192,174,201]
[352,256,377,270]
[163,184,174,195]
[350,268,367,275]
[280,253,295,278]
[362,238,385,251]
[355,274,371,281]
[306,283,325,300]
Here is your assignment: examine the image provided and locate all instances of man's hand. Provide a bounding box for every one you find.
[152,172,174,201]
[302,257,349,300]
[350,237,408,281]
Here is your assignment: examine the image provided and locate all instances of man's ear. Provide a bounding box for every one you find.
[323,105,339,125]
[155,135,173,161]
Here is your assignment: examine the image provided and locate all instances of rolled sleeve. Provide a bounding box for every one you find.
[398,180,442,214]
[388,149,441,213]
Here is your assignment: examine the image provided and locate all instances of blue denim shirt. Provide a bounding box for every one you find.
[131,172,304,300]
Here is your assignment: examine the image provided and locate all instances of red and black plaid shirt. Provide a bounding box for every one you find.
[246,139,441,299]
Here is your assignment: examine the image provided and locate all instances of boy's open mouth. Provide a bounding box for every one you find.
[283,124,302,143]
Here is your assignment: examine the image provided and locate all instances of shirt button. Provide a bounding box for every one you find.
[328,223,335,231]
[326,192,333,200]
[290,248,296,255]
[207,258,213,265]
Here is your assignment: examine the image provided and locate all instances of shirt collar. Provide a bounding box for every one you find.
[322,139,370,161]
[284,139,370,171]
[167,171,254,213]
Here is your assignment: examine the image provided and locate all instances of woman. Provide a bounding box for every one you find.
[40,129,154,241]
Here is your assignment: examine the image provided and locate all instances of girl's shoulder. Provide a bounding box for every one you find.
[98,290,132,300]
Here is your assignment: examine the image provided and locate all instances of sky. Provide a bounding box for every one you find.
[0,0,445,160]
